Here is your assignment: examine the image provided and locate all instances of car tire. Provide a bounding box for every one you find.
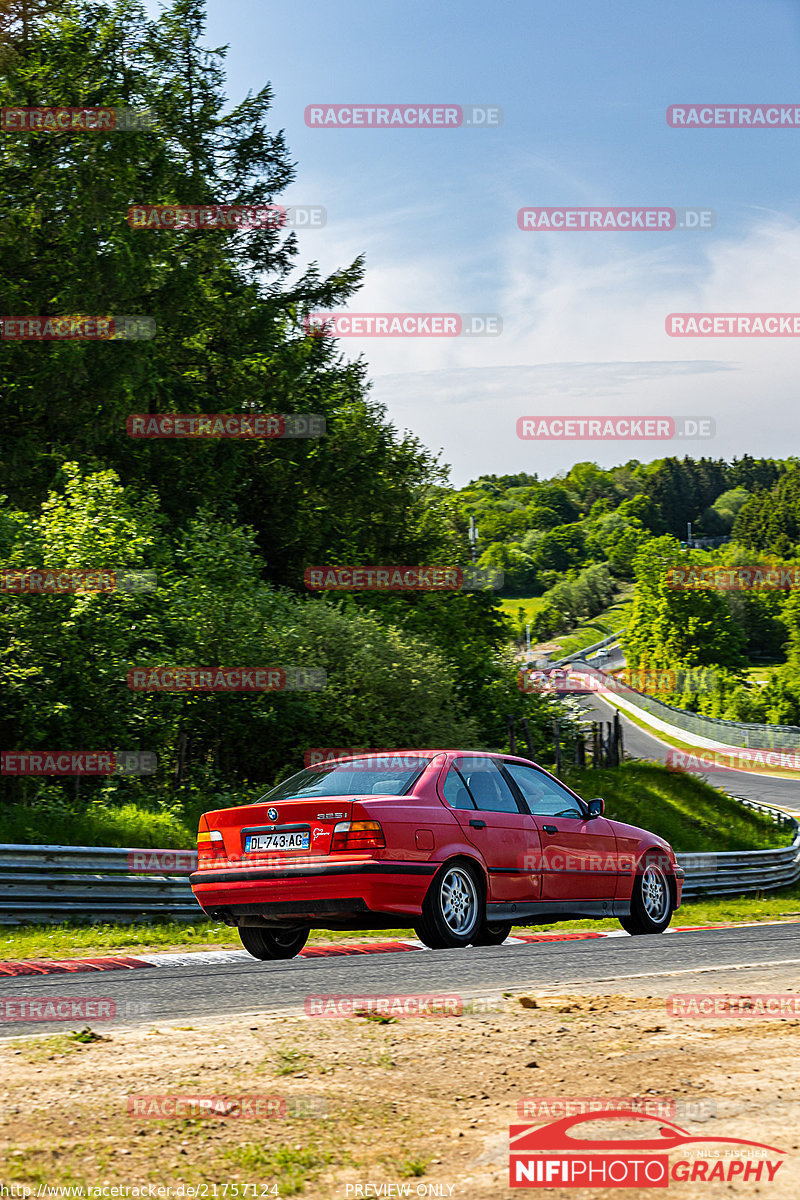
[238,925,310,960]
[414,861,483,949]
[619,856,674,935]
[471,920,513,946]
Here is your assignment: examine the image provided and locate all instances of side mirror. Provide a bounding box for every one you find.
[586,797,605,819]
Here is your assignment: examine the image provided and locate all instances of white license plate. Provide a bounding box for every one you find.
[245,830,310,852]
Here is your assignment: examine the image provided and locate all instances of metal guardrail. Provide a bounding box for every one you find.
[0,844,201,925]
[0,811,798,924]
[677,798,800,896]
[567,659,800,751]
[553,631,624,666]
[678,830,800,897]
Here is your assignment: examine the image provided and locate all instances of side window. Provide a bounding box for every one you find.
[442,764,475,810]
[456,758,520,814]
[503,763,584,819]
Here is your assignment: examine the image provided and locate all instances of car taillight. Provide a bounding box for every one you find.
[197,828,226,865]
[331,820,385,851]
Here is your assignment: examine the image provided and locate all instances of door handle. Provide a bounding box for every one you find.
[469,819,487,829]
[542,824,558,834]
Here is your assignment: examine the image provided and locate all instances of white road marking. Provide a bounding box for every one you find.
[564,957,800,984]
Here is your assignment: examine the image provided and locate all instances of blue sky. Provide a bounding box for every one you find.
[148,0,800,484]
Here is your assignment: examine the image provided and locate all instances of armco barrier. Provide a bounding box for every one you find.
[565,654,800,751]
[677,828,800,898]
[0,815,798,923]
[0,844,201,925]
[553,631,623,666]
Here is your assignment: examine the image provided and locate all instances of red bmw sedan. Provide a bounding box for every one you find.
[190,751,685,960]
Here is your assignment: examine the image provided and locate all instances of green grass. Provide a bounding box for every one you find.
[400,1157,431,1177]
[226,1145,333,1195]
[2,800,195,849]
[742,664,782,684]
[0,919,432,960]
[0,920,238,959]
[274,1047,310,1075]
[498,595,551,625]
[564,761,789,852]
[2,886,800,964]
[499,590,633,660]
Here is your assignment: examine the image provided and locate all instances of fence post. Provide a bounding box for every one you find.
[520,717,536,762]
[553,717,561,777]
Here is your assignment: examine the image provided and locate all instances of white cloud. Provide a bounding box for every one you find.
[321,216,800,482]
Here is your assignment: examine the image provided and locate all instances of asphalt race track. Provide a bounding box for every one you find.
[574,687,800,815]
[2,922,799,1036]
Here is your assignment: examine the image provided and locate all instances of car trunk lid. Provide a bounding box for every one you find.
[209,797,355,860]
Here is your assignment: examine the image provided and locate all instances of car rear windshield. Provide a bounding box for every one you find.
[259,756,434,802]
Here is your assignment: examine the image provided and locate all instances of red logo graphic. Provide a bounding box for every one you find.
[509,1112,785,1188]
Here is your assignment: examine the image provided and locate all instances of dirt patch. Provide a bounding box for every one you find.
[0,989,797,1198]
